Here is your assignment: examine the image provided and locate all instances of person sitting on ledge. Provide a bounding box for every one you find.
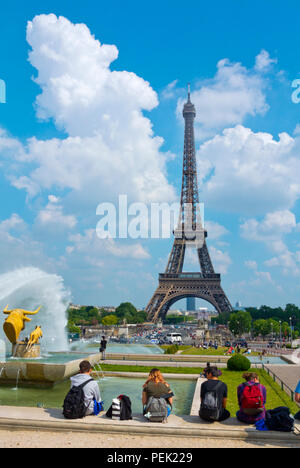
[199,365,230,423]
[142,368,173,418]
[236,372,266,424]
[293,380,300,420]
[70,360,102,416]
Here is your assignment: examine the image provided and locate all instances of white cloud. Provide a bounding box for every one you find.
[4,14,176,207]
[177,53,269,139]
[209,246,232,274]
[67,228,150,261]
[241,210,300,276]
[0,214,55,272]
[27,14,157,136]
[253,270,273,284]
[245,260,258,270]
[264,251,300,276]
[205,221,229,240]
[0,129,27,162]
[35,195,77,231]
[197,125,299,215]
[240,210,298,253]
[161,80,179,100]
[0,213,26,232]
[254,50,277,72]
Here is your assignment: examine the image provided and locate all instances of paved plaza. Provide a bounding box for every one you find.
[0,404,299,447]
[264,365,300,391]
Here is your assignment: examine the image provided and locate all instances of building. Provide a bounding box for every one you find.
[186,297,196,311]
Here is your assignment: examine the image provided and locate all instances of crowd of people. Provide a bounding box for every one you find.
[64,358,300,429]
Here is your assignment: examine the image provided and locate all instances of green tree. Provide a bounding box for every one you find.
[115,302,138,323]
[229,311,252,337]
[135,311,148,323]
[253,319,270,337]
[281,322,291,338]
[101,314,119,326]
[267,318,280,336]
[67,320,81,334]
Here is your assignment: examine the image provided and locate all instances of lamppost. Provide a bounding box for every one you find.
[271,322,273,348]
[289,317,293,345]
[279,320,282,349]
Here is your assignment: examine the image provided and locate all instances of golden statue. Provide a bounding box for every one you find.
[3,305,41,344]
[26,326,43,350]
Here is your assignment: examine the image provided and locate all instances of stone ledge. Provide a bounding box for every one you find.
[0,407,299,444]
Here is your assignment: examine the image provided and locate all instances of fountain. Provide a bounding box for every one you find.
[0,267,101,386]
[3,305,43,358]
[0,267,163,388]
[0,267,70,352]
[13,368,21,391]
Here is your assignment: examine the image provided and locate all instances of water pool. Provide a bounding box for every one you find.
[3,342,164,366]
[247,356,287,365]
[6,352,89,364]
[5,342,164,365]
[0,376,196,416]
[70,342,164,355]
[106,343,164,355]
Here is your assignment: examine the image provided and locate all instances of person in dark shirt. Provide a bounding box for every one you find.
[199,365,230,422]
[100,336,107,360]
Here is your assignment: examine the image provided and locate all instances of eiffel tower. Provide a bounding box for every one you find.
[145,85,233,323]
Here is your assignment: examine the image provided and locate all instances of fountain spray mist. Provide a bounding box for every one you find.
[0,267,71,352]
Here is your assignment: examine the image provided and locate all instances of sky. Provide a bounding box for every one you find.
[0,0,300,310]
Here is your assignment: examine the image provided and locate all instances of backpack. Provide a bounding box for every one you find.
[144,396,168,423]
[241,383,263,412]
[106,395,132,421]
[106,398,121,420]
[265,407,294,432]
[63,378,94,419]
[111,398,121,420]
[200,381,223,421]
[118,395,133,421]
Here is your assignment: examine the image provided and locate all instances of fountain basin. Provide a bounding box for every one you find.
[0,375,196,416]
[12,343,41,359]
[0,353,102,387]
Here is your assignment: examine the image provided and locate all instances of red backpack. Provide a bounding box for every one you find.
[241,383,263,410]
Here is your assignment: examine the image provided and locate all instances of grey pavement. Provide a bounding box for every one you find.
[264,365,300,392]
[0,405,299,445]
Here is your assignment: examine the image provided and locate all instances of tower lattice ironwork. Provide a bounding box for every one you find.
[145,86,232,323]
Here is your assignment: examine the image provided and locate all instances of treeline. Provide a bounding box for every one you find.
[67,302,147,330]
[213,303,300,338]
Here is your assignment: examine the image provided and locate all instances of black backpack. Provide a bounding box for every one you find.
[265,407,294,432]
[200,381,223,421]
[63,379,94,419]
[106,395,133,421]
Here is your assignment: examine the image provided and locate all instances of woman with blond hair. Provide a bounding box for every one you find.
[142,368,173,419]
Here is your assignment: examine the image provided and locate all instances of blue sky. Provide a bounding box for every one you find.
[0,0,300,310]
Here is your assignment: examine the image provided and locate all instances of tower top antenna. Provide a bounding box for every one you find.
[188,83,191,101]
